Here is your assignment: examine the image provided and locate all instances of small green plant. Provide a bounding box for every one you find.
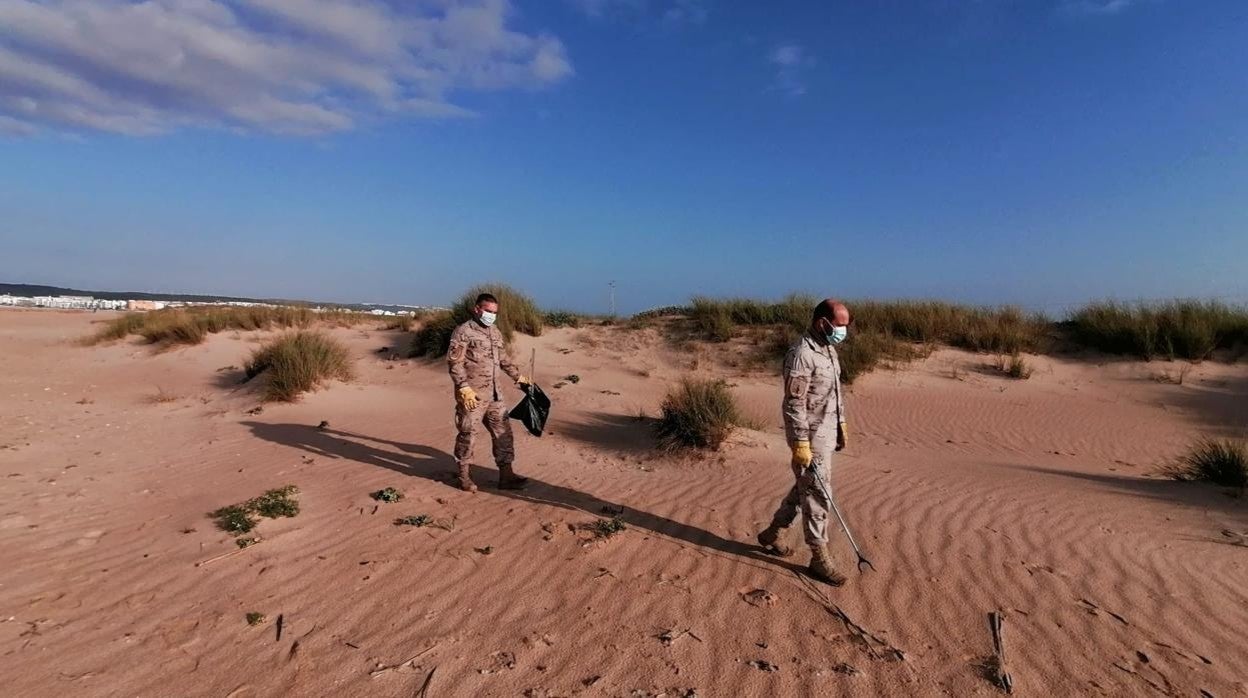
[589,516,626,539]
[394,515,431,527]
[236,537,260,548]
[1163,439,1247,489]
[212,504,256,535]
[249,485,301,518]
[566,374,581,384]
[246,612,266,626]
[210,485,300,536]
[371,487,404,503]
[654,378,743,451]
[244,331,354,402]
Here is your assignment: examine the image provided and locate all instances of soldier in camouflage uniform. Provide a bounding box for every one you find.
[758,299,852,586]
[447,293,530,492]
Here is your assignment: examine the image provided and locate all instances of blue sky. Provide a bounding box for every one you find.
[1,0,1246,314]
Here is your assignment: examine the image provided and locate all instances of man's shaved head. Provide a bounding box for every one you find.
[812,299,852,327]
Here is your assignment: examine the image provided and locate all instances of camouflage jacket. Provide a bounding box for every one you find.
[447,320,522,401]
[781,332,847,442]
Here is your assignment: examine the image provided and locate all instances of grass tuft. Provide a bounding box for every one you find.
[998,352,1033,379]
[381,315,418,332]
[654,378,744,451]
[394,514,431,527]
[1162,439,1247,489]
[410,284,545,357]
[243,331,354,402]
[544,311,583,328]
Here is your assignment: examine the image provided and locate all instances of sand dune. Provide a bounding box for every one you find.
[1,308,1245,697]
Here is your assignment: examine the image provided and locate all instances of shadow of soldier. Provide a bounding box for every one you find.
[241,421,802,575]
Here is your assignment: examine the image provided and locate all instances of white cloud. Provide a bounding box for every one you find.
[0,113,38,135]
[1059,0,1142,16]
[567,0,706,27]
[661,0,707,27]
[769,42,811,97]
[566,0,641,20]
[0,0,574,136]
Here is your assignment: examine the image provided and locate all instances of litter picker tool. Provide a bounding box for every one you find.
[810,458,875,573]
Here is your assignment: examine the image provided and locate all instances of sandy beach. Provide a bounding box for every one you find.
[1,307,1245,697]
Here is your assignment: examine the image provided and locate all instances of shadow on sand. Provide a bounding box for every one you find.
[1002,463,1246,512]
[240,421,802,575]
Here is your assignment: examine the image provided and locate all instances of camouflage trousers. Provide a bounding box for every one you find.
[767,439,835,545]
[454,400,514,468]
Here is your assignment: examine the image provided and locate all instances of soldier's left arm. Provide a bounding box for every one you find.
[494,329,523,382]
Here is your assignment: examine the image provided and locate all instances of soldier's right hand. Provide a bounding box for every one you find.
[791,440,813,467]
[457,386,479,410]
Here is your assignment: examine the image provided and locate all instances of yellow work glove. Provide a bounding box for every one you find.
[517,374,531,387]
[791,440,813,467]
[836,421,847,452]
[456,386,479,410]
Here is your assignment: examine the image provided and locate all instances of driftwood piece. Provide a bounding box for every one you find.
[989,611,1014,694]
[416,666,437,698]
[195,539,264,567]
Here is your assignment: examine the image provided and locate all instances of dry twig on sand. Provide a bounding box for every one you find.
[989,611,1013,694]
[416,667,437,698]
[370,643,439,678]
[195,539,264,567]
[828,605,906,662]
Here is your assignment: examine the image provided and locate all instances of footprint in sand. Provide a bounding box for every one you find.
[76,529,105,546]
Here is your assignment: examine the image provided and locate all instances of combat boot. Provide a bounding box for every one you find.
[457,463,478,493]
[757,525,795,558]
[497,463,528,490]
[807,544,847,587]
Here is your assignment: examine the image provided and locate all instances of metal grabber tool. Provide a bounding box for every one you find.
[810,458,875,573]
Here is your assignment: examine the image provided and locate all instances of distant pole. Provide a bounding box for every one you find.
[608,281,617,317]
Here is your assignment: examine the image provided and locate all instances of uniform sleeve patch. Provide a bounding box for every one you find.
[787,376,809,398]
[449,343,466,362]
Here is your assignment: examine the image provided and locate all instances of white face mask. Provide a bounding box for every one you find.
[479,310,497,327]
[828,326,848,344]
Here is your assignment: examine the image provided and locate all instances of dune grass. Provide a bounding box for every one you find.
[84,305,374,347]
[244,331,354,402]
[380,315,418,332]
[1162,439,1247,489]
[687,297,1041,382]
[654,378,745,452]
[543,310,585,328]
[410,284,545,358]
[1069,300,1248,360]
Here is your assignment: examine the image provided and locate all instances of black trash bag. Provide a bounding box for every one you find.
[509,383,551,437]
